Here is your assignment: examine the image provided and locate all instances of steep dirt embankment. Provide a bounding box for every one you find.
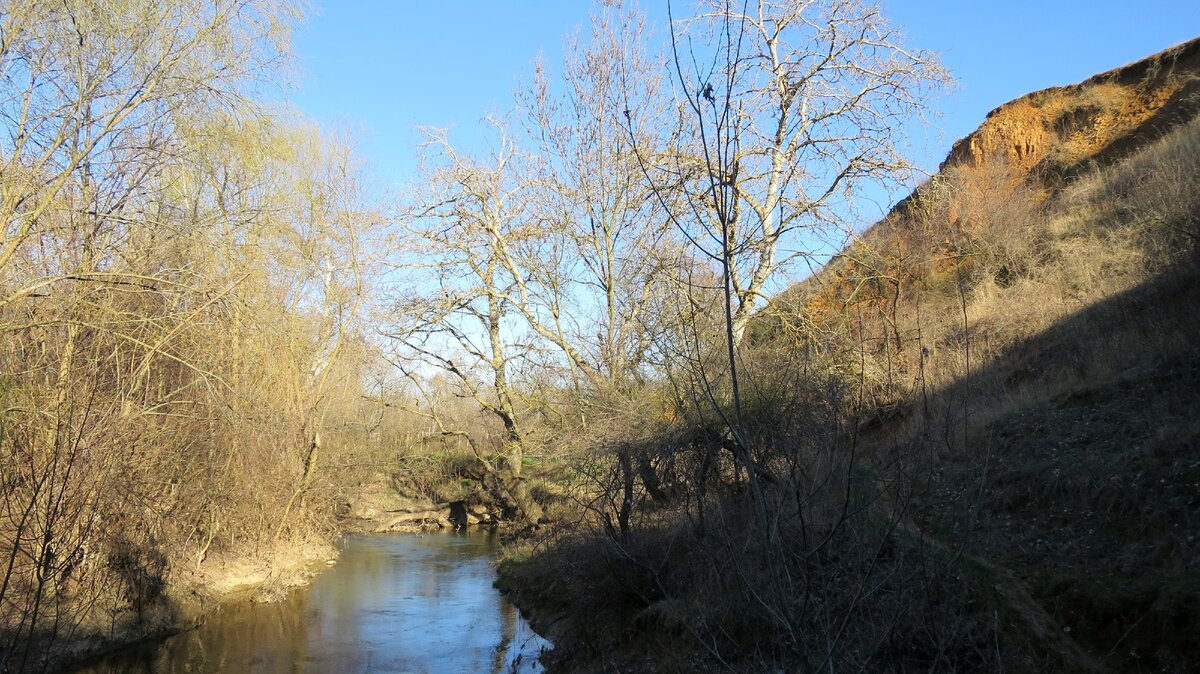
[794,35,1200,674]
[790,35,1200,333]
[943,36,1200,176]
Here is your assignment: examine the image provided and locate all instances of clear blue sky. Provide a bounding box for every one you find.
[291,1,1199,198]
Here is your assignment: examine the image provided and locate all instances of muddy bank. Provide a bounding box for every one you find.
[492,532,684,674]
[494,564,575,672]
[47,538,335,673]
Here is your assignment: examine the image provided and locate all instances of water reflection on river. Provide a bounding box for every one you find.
[75,530,550,674]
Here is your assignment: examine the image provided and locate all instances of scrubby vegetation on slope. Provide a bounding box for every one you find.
[497,36,1200,673]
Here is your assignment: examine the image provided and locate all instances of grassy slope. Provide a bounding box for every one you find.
[901,263,1200,672]
[835,36,1200,673]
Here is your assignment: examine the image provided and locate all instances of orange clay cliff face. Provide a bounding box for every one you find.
[942,36,1200,176]
[785,35,1200,339]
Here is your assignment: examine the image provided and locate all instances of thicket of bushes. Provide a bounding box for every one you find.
[0,4,412,670]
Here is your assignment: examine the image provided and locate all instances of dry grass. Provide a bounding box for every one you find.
[847,105,1200,456]
[851,96,1200,672]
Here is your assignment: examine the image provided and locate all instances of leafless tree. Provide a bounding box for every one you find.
[515,4,682,396]
[387,122,546,522]
[624,0,947,485]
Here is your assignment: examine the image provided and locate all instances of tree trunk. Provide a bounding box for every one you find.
[499,470,544,524]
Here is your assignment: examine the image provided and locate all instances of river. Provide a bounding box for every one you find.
[72,530,550,674]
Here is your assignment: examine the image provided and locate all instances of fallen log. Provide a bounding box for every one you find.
[382,509,446,528]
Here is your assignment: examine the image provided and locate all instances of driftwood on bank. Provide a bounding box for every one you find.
[343,475,505,531]
[370,501,496,531]
[383,509,451,528]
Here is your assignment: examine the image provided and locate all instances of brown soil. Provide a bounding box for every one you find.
[944,36,1200,174]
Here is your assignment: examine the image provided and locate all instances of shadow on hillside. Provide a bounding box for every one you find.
[902,258,1200,672]
[944,250,1198,411]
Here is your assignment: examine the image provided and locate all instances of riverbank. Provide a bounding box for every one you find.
[70,531,549,673]
[30,459,545,673]
[492,506,1066,673]
[494,549,582,672]
[52,537,336,673]
[56,471,510,672]
[339,470,509,533]
[494,527,749,674]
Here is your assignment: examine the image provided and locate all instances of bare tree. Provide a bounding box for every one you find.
[0,0,299,290]
[387,123,545,523]
[623,0,947,480]
[514,4,681,395]
[653,0,947,343]
[0,3,396,662]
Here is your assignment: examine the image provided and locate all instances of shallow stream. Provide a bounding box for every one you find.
[73,530,550,673]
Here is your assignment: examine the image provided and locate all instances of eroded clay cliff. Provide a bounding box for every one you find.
[942,36,1200,175]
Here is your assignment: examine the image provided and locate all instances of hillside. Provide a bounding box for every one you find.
[795,35,1200,326]
[778,35,1200,672]
[500,36,1200,673]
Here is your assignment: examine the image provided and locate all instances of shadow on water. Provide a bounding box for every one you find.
[70,530,550,674]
